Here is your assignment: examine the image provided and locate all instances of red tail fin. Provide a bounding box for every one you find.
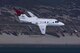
[13,8,25,16]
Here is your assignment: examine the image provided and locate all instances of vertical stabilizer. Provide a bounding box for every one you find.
[13,8,25,16]
[13,8,29,22]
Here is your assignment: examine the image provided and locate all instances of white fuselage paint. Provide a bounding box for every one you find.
[19,14,64,26]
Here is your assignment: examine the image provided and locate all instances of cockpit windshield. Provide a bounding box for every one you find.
[55,21,59,23]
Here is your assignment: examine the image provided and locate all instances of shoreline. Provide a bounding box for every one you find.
[0,33,80,45]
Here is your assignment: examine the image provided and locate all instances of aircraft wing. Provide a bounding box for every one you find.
[27,11,38,18]
[38,24,47,34]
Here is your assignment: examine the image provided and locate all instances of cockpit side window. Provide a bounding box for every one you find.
[55,21,59,23]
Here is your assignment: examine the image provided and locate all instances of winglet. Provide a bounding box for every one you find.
[13,7,25,16]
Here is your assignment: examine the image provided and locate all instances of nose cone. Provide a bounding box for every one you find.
[61,22,65,26]
[59,22,65,26]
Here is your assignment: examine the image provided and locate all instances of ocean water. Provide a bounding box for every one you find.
[0,44,80,53]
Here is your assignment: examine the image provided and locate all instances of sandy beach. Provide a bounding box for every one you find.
[0,33,80,45]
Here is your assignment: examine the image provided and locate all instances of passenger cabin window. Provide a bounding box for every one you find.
[44,21,46,23]
[47,22,49,23]
[44,21,49,23]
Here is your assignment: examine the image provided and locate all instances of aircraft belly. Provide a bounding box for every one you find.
[48,23,59,26]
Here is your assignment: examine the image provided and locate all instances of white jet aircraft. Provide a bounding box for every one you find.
[13,8,65,34]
